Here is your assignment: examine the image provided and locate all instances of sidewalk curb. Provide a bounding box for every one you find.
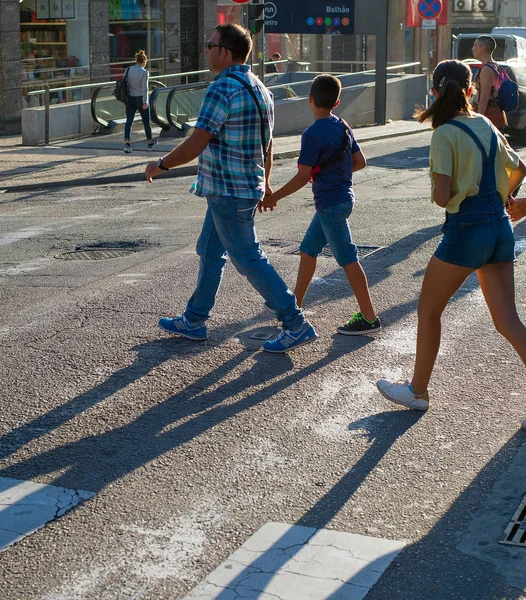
[3,126,431,193]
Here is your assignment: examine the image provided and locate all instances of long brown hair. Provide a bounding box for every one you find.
[415,60,473,129]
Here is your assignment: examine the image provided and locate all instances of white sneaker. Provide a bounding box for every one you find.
[124,144,132,154]
[376,379,429,411]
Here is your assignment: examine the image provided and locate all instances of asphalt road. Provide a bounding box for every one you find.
[1,131,525,599]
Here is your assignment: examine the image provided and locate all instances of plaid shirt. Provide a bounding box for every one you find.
[190,65,274,200]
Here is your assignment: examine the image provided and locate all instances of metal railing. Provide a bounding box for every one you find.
[27,61,421,144]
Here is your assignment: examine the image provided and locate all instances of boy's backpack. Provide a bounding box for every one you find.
[114,68,130,104]
[482,63,519,112]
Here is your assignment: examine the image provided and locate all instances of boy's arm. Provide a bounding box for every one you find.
[352,149,366,172]
[259,165,312,212]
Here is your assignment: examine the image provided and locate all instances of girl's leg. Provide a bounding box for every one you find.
[139,103,153,140]
[124,101,136,142]
[293,252,317,308]
[342,261,376,322]
[411,255,474,394]
[476,261,526,362]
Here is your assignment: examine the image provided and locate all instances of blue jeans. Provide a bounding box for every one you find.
[124,96,152,141]
[300,201,358,266]
[184,194,305,331]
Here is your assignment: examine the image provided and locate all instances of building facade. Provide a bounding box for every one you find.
[1,0,216,131]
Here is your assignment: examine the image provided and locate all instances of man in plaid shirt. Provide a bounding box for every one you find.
[145,23,316,353]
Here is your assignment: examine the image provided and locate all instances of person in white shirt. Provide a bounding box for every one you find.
[123,49,157,153]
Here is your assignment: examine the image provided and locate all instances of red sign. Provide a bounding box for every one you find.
[407,0,448,26]
[231,0,251,3]
[417,0,442,19]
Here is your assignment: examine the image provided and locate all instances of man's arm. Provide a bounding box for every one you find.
[145,127,213,183]
[477,65,494,116]
[259,164,312,212]
[265,139,273,195]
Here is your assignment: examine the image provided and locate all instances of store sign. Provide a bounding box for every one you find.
[265,1,355,35]
[36,0,76,20]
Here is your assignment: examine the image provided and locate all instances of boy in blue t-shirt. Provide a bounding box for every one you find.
[259,74,380,335]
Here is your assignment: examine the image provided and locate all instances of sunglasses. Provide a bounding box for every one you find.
[207,41,234,51]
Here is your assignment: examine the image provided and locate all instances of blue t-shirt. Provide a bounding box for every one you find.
[298,114,360,211]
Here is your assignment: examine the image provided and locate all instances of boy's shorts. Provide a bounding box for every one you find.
[300,201,358,266]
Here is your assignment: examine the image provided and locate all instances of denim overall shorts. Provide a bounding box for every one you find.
[434,120,515,269]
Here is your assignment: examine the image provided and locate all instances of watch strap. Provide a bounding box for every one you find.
[157,157,169,171]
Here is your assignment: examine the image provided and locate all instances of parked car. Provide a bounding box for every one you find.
[462,59,526,134]
[453,33,526,62]
[492,27,526,39]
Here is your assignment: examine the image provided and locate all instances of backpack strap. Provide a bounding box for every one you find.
[224,73,269,162]
[480,62,506,83]
[317,119,352,169]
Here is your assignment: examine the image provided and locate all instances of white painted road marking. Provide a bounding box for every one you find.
[0,476,94,551]
[184,522,405,600]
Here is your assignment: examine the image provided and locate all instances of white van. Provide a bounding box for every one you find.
[452,33,526,62]
[492,27,526,39]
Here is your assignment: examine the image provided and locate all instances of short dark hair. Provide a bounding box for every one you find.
[272,52,281,60]
[310,74,341,110]
[476,35,497,55]
[215,23,252,63]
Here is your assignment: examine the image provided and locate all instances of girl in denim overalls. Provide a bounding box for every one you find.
[377,60,526,431]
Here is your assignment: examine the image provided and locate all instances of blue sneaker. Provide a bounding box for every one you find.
[158,314,208,340]
[263,321,317,353]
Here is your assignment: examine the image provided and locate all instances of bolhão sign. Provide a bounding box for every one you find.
[264,1,355,35]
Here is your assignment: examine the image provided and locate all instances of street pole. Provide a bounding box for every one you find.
[259,20,266,82]
[374,0,388,125]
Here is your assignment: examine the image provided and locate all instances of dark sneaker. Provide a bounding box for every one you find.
[337,312,381,336]
[158,314,208,340]
[124,143,132,154]
[263,321,317,353]
[148,139,158,151]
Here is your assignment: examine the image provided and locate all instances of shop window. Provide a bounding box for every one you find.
[109,0,164,77]
[19,0,90,106]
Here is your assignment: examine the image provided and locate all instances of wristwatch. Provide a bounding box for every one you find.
[157,157,169,171]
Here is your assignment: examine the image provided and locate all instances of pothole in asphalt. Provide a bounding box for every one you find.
[54,240,148,260]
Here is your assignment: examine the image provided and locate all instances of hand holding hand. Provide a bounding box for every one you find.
[258,193,278,213]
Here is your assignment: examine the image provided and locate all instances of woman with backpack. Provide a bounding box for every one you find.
[471,35,507,130]
[376,59,526,432]
[123,49,157,154]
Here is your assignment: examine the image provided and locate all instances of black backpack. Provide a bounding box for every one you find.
[114,68,130,104]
